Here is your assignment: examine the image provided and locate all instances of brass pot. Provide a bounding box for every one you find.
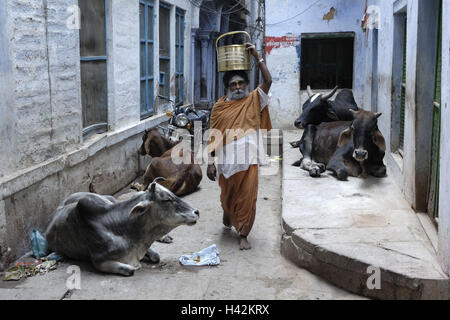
[216,31,252,72]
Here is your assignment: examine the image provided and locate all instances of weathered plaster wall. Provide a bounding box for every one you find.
[0,0,83,177]
[265,0,366,129]
[438,0,450,276]
[0,0,17,180]
[369,0,449,276]
[108,0,140,130]
[0,0,192,269]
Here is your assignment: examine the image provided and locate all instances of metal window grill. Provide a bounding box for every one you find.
[79,0,108,138]
[399,17,407,153]
[159,3,171,105]
[175,8,185,106]
[140,0,155,119]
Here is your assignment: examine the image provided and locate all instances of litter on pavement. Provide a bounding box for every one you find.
[2,228,63,281]
[2,254,61,281]
[179,244,220,266]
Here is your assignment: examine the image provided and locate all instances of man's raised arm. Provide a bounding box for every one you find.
[245,43,272,94]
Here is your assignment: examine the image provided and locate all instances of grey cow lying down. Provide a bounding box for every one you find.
[45,179,199,276]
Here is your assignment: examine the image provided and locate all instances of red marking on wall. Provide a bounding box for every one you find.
[265,35,300,55]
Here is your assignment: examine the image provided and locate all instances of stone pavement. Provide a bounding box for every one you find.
[0,161,363,300]
[281,130,449,300]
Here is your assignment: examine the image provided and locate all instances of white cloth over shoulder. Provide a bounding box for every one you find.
[215,87,270,179]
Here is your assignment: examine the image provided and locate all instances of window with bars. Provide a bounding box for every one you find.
[399,17,407,153]
[428,0,442,225]
[391,12,407,157]
[79,0,108,138]
[175,8,185,106]
[140,0,155,119]
[159,3,171,105]
[300,34,354,90]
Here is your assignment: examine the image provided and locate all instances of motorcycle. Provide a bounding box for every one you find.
[157,95,210,147]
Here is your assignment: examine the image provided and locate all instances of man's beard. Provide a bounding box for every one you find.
[227,87,249,101]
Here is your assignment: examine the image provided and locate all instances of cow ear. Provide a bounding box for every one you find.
[326,109,339,121]
[129,200,153,219]
[372,130,386,151]
[338,127,353,147]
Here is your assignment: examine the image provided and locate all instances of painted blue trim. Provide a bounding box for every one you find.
[159,2,171,10]
[80,56,107,61]
[140,0,154,118]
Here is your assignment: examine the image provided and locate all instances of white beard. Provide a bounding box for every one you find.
[227,87,249,101]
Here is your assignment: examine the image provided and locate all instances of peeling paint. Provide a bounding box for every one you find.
[323,7,336,22]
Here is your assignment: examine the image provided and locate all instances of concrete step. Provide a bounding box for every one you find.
[281,130,449,300]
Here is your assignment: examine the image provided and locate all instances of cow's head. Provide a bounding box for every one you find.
[294,86,339,129]
[338,110,386,162]
[128,178,199,226]
[138,128,175,157]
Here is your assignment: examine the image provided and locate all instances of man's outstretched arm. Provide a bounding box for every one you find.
[245,43,272,94]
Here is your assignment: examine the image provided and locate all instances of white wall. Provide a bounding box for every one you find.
[265,0,366,129]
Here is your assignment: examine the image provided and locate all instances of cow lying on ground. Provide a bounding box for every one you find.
[292,110,387,180]
[290,86,359,148]
[131,128,203,196]
[45,179,199,276]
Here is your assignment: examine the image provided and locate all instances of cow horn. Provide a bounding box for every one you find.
[307,85,313,98]
[321,86,338,101]
[152,177,167,184]
[374,112,382,119]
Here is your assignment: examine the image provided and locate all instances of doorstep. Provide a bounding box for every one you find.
[281,130,449,300]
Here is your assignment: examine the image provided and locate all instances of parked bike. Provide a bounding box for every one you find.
[157,95,210,146]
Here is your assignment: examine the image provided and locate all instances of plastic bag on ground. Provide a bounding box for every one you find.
[179,244,220,266]
[30,229,49,258]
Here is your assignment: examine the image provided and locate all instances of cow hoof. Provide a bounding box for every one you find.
[157,235,173,243]
[317,163,326,172]
[119,266,135,276]
[309,167,322,177]
[146,252,160,263]
[289,140,300,148]
[336,170,348,181]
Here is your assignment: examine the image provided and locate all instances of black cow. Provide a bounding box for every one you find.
[290,86,360,148]
[294,86,359,129]
[292,110,387,180]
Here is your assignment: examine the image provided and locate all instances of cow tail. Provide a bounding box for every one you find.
[292,160,302,167]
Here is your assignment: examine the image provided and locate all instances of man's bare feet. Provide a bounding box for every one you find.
[223,212,231,229]
[239,235,251,250]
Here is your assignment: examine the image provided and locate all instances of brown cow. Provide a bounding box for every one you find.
[132,128,203,196]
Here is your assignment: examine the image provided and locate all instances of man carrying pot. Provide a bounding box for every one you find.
[206,43,272,250]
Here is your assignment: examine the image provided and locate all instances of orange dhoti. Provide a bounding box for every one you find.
[218,164,258,236]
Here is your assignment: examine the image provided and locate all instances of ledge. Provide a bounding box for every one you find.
[281,130,449,300]
[0,114,167,200]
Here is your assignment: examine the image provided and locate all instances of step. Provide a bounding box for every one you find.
[281,130,449,300]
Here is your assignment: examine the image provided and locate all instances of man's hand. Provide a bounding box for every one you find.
[245,43,272,94]
[245,43,260,60]
[207,163,217,181]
